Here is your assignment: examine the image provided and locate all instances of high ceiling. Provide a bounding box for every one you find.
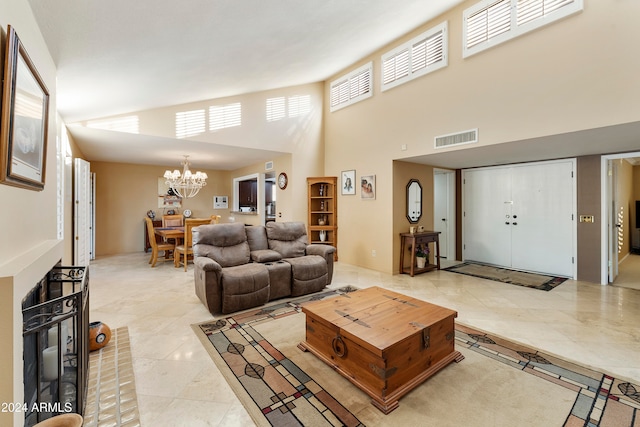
[27,0,464,169]
[25,1,640,171]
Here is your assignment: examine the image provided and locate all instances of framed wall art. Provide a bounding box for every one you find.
[360,174,376,199]
[0,26,50,191]
[158,177,182,208]
[341,169,355,195]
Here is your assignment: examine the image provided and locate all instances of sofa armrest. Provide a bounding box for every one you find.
[306,244,335,258]
[250,249,282,263]
[194,256,222,272]
[306,244,336,284]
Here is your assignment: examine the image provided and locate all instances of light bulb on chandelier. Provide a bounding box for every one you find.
[163,155,207,198]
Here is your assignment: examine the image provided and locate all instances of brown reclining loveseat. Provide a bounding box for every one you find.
[192,221,335,314]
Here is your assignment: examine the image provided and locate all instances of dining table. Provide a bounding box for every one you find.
[154,226,184,241]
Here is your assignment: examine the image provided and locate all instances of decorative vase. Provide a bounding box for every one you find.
[89,321,112,351]
[416,257,427,269]
[319,230,326,242]
[318,218,326,226]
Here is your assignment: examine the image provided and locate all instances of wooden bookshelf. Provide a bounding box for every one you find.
[307,177,338,261]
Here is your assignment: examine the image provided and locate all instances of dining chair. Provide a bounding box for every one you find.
[145,217,175,267]
[161,214,184,245]
[162,214,183,227]
[174,218,213,271]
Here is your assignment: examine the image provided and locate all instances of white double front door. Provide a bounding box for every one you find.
[463,159,575,277]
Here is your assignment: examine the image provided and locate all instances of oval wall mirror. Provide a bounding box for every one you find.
[406,179,422,223]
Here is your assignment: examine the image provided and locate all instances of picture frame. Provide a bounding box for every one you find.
[0,26,50,191]
[158,177,182,208]
[341,169,356,195]
[360,174,376,199]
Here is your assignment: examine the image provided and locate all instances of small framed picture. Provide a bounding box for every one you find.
[213,195,228,209]
[341,170,356,195]
[360,175,376,200]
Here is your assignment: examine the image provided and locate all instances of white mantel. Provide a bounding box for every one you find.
[0,239,64,427]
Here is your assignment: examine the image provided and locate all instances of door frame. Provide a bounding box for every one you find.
[433,168,456,260]
[462,158,577,278]
[600,152,640,284]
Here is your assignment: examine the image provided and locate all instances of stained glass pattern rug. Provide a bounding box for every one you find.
[193,290,640,426]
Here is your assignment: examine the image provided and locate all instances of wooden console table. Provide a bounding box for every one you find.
[399,231,441,276]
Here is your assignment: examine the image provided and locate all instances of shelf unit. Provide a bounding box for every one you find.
[307,177,338,260]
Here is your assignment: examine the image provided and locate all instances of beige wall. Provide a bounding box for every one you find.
[0,1,63,425]
[392,162,436,273]
[92,162,230,255]
[324,0,640,274]
[92,153,301,255]
[87,83,324,255]
[576,156,602,283]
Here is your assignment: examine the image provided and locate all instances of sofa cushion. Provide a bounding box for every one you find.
[266,221,308,258]
[193,223,250,267]
[245,225,269,251]
[250,249,282,263]
[220,263,270,313]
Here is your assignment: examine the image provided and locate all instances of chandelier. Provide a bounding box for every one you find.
[163,155,208,198]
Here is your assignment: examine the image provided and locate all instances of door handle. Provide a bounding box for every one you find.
[441,218,446,221]
[512,222,518,225]
[505,222,510,225]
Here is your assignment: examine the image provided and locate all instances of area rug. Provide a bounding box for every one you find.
[443,261,568,291]
[192,290,640,426]
[83,326,141,427]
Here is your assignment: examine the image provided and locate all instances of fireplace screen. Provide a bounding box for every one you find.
[22,266,89,426]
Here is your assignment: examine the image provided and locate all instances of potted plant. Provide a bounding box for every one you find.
[415,244,429,269]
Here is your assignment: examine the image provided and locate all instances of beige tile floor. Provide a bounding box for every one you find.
[89,252,640,426]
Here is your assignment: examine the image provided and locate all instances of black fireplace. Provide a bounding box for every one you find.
[21,265,89,426]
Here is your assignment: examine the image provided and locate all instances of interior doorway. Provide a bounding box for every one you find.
[433,169,456,260]
[601,152,640,287]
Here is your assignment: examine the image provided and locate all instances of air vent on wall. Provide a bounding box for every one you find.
[434,128,478,149]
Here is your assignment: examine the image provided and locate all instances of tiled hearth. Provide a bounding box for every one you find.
[83,327,140,427]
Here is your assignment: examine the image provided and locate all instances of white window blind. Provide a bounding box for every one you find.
[209,102,242,131]
[266,97,285,122]
[381,22,448,92]
[382,49,409,86]
[330,62,373,112]
[175,109,205,138]
[465,0,511,50]
[516,0,575,26]
[463,0,582,58]
[288,95,311,117]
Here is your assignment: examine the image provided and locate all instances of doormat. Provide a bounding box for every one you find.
[443,262,568,291]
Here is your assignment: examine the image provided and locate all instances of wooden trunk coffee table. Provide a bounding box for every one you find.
[298,286,464,414]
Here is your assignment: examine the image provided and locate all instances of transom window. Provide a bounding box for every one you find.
[381,21,448,92]
[266,95,311,121]
[329,62,373,112]
[175,109,205,138]
[463,0,583,58]
[209,102,241,131]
